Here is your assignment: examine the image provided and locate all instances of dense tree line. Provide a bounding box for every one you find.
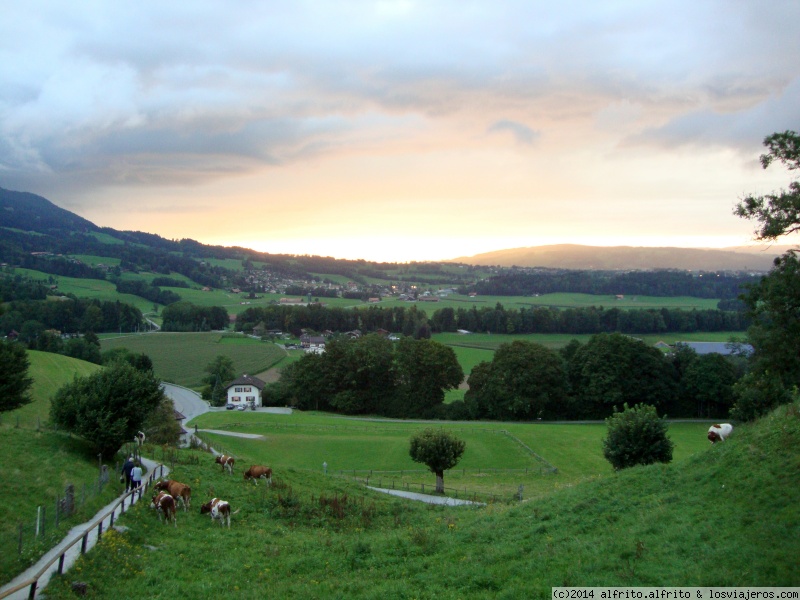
[0,297,143,336]
[236,304,431,337]
[268,335,462,419]
[463,269,758,300]
[114,279,182,305]
[0,274,49,301]
[236,302,745,338]
[431,303,748,335]
[457,334,743,422]
[161,301,229,331]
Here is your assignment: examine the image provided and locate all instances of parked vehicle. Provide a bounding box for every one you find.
[226,403,235,410]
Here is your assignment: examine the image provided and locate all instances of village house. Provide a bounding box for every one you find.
[225,374,266,409]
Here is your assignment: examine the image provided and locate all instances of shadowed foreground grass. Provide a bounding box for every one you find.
[44,401,800,598]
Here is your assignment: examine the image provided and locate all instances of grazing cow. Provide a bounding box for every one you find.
[150,492,177,527]
[215,454,235,474]
[200,497,240,528]
[244,465,273,486]
[135,431,146,447]
[708,423,734,443]
[154,479,192,511]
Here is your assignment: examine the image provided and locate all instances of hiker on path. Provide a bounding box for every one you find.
[131,462,143,490]
[121,455,135,492]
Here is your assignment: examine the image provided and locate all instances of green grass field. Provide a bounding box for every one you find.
[99,332,288,389]
[38,401,800,597]
[12,268,156,314]
[6,351,102,429]
[0,352,120,586]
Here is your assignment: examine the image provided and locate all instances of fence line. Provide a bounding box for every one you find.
[0,464,166,600]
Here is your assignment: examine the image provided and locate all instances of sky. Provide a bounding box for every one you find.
[1,1,799,263]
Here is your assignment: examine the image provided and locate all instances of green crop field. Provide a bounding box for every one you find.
[100,332,287,389]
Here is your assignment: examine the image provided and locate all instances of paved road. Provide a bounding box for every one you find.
[163,383,209,424]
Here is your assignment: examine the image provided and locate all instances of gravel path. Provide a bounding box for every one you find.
[366,487,485,506]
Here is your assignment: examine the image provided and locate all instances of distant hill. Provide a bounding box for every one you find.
[0,187,99,235]
[448,244,787,272]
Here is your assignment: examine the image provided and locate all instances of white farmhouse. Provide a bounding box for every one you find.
[225,374,266,408]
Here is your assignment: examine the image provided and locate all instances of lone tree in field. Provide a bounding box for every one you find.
[409,428,466,494]
[0,339,33,413]
[602,403,674,470]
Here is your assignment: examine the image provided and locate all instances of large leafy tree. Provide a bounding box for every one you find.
[393,337,463,418]
[50,362,165,457]
[735,130,800,240]
[681,352,738,419]
[733,130,800,419]
[568,333,677,419]
[465,340,568,420]
[409,428,466,493]
[0,339,33,412]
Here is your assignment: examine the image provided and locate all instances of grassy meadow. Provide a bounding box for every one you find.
[38,401,800,598]
[99,332,288,389]
[0,352,122,586]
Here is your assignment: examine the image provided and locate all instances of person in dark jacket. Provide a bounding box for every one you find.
[121,455,135,492]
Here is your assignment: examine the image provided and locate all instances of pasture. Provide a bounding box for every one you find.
[99,332,288,389]
[189,410,712,500]
[8,351,101,429]
[40,401,800,597]
[0,352,117,586]
[12,268,155,315]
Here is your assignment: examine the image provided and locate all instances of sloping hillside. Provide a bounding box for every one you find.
[0,352,111,586]
[41,402,800,598]
[9,350,102,428]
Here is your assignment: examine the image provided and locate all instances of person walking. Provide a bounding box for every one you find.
[131,462,143,491]
[121,455,135,492]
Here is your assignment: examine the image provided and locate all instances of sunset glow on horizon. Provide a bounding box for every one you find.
[2,2,798,263]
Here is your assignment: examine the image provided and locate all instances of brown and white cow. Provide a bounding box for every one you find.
[200,497,239,528]
[708,423,734,443]
[150,491,177,527]
[154,479,192,511]
[215,454,235,474]
[244,465,272,486]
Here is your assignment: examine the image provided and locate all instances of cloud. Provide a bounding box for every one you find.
[487,120,539,145]
[1,0,799,202]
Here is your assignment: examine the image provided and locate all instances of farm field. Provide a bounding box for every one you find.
[99,332,287,389]
[40,401,800,597]
[375,292,723,312]
[12,268,155,315]
[434,330,748,352]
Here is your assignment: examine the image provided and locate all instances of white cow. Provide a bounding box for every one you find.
[708,423,733,443]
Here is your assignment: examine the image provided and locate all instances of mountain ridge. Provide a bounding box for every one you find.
[1,186,790,271]
[447,243,786,271]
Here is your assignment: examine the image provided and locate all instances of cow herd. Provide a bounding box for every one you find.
[149,455,272,528]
